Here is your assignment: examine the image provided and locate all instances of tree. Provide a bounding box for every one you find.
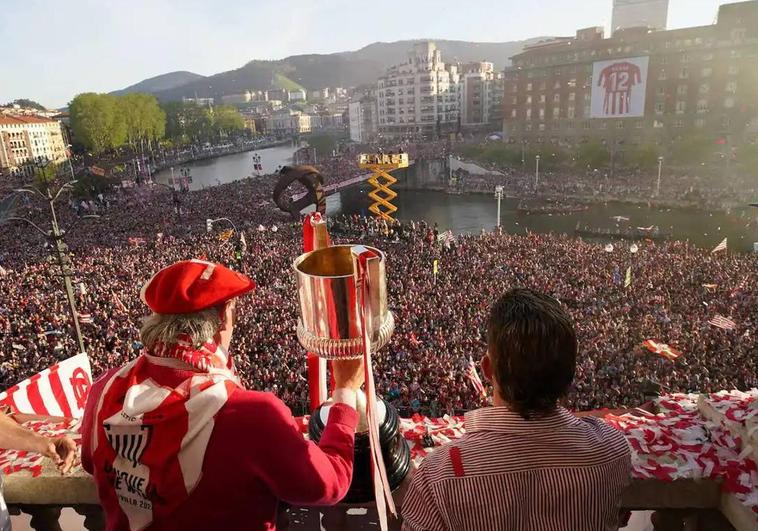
[670,134,718,166]
[212,105,245,138]
[118,93,165,146]
[576,141,610,169]
[69,93,127,154]
[161,101,214,144]
[3,99,47,111]
[626,143,661,170]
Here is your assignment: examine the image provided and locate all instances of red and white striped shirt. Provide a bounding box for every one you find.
[401,406,631,531]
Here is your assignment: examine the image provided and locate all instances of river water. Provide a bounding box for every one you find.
[154,149,758,252]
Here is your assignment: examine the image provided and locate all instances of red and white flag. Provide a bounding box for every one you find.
[78,312,94,324]
[465,357,487,398]
[409,332,422,346]
[642,339,682,361]
[708,315,736,330]
[113,293,127,313]
[0,353,92,418]
[711,237,727,253]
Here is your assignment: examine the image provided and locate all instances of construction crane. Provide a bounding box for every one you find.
[358,153,409,222]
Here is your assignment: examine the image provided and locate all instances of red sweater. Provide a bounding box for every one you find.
[81,364,358,531]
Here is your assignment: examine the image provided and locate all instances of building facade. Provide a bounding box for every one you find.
[349,99,377,142]
[267,110,311,135]
[502,1,758,151]
[612,0,669,35]
[377,42,460,138]
[0,115,68,174]
[459,62,505,130]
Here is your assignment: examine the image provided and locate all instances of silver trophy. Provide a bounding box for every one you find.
[293,244,409,504]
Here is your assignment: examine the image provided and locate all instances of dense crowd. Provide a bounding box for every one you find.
[0,170,756,417]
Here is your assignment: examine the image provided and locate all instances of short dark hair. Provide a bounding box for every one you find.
[487,288,577,419]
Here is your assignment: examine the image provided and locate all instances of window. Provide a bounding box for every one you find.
[583,121,591,129]
[511,96,517,104]
[674,119,684,128]
[726,81,737,94]
[568,92,576,101]
[655,103,665,115]
[568,106,576,119]
[728,65,739,76]
[676,101,686,114]
[677,85,688,96]
[695,118,705,128]
[659,69,667,80]
[554,80,561,89]
[526,95,532,104]
[539,94,546,103]
[526,108,532,119]
[699,83,710,95]
[679,68,689,79]
[657,87,666,96]
[553,93,560,103]
[653,120,664,128]
[697,100,708,113]
[599,121,607,129]
[617,121,624,129]
[732,28,746,41]
[511,109,517,118]
[681,54,690,63]
[552,107,560,119]
[538,123,546,131]
[724,97,735,109]
[701,67,712,78]
[526,82,533,91]
[635,120,643,129]
[539,108,545,120]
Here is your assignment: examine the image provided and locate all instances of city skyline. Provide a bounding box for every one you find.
[1,0,741,108]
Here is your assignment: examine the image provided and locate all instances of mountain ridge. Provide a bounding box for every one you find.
[113,38,549,102]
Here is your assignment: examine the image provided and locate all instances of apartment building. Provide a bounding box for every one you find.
[377,42,460,138]
[0,115,68,174]
[459,62,505,130]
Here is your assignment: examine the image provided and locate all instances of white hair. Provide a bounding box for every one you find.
[140,307,222,349]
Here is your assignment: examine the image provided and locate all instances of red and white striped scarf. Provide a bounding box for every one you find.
[91,335,240,530]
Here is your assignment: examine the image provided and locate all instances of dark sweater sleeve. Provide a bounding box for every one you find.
[251,394,358,505]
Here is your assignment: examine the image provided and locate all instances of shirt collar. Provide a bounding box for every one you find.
[464,406,582,434]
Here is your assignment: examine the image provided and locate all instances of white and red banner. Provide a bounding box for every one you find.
[642,340,682,361]
[708,315,736,331]
[0,353,92,418]
[591,56,649,119]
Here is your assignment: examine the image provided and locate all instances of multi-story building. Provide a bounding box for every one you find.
[377,42,460,138]
[182,96,215,106]
[349,98,378,142]
[288,89,307,102]
[460,62,505,130]
[503,1,758,151]
[0,115,68,174]
[612,0,669,35]
[267,109,311,135]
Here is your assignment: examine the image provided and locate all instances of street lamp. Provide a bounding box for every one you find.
[3,160,98,354]
[656,156,664,197]
[494,185,504,228]
[535,155,541,190]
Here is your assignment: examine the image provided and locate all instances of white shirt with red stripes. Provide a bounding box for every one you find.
[401,406,631,531]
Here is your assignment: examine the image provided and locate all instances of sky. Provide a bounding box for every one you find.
[1,0,738,108]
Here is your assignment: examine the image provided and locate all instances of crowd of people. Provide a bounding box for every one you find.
[0,166,755,417]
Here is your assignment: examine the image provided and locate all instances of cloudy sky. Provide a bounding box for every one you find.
[1,0,735,108]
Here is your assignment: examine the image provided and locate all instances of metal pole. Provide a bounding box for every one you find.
[656,156,663,197]
[47,188,85,353]
[535,155,540,190]
[495,186,503,228]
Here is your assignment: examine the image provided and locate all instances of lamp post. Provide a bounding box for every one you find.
[3,158,98,354]
[535,155,541,190]
[494,185,504,228]
[656,156,664,197]
[521,141,526,166]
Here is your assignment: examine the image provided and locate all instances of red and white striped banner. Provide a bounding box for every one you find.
[642,339,682,361]
[465,357,487,398]
[711,237,728,254]
[0,353,92,418]
[708,315,736,330]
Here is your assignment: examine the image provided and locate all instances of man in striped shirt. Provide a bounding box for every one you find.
[402,288,631,530]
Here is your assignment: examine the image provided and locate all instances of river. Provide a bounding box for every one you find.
[154,150,758,252]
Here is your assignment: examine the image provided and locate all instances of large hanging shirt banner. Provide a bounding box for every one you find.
[591,56,649,118]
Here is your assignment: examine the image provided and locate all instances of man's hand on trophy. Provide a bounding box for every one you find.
[332,358,365,391]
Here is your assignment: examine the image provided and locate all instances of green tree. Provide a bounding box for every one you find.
[161,102,214,143]
[69,93,127,154]
[670,134,717,166]
[576,141,610,168]
[212,105,245,138]
[308,133,339,158]
[626,143,661,170]
[118,93,165,146]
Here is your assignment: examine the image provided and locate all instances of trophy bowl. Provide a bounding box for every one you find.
[293,245,394,360]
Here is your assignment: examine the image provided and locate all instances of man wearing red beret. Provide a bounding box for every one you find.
[81,260,363,530]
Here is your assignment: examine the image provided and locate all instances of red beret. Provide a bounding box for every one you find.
[140,260,255,314]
